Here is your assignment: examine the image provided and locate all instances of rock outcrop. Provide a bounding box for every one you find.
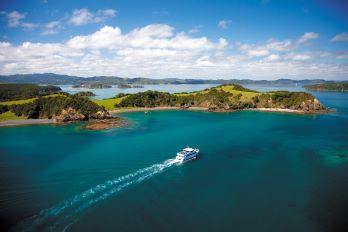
[298,98,325,112]
[55,107,86,122]
[85,118,125,130]
[55,108,111,122]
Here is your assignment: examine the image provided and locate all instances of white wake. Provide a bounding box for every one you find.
[13,158,180,232]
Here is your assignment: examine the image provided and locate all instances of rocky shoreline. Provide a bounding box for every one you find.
[0,117,126,130]
[85,118,126,130]
[110,106,332,114]
[0,105,332,129]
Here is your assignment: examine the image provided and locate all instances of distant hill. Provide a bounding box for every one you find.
[0,73,335,85]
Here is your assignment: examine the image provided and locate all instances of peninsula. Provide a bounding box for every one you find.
[0,83,328,128]
[95,84,327,113]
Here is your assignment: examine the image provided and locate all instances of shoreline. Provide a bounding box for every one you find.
[0,107,329,127]
[109,106,208,114]
[0,119,54,127]
[110,106,329,114]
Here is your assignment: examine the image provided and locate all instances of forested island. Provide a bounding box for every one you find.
[117,83,144,89]
[74,91,96,97]
[72,84,112,89]
[305,82,348,92]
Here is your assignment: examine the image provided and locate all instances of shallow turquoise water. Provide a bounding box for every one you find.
[1,91,348,232]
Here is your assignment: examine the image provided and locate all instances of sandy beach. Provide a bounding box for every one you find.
[0,119,55,127]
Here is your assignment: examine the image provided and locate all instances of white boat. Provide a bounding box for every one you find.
[175,147,199,162]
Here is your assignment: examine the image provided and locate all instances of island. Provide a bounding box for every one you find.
[117,83,144,89]
[0,83,329,129]
[74,91,96,97]
[304,82,348,92]
[72,83,112,89]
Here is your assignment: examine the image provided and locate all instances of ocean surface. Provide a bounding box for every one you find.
[1,85,348,232]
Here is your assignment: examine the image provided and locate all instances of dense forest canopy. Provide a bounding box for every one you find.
[0,83,61,101]
[74,91,96,97]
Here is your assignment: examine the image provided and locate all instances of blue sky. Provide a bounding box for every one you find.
[0,0,347,79]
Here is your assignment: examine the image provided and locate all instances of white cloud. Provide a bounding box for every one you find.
[188,25,202,34]
[264,54,280,61]
[98,9,117,18]
[2,11,37,29]
[291,54,311,61]
[297,32,319,44]
[332,32,348,42]
[69,9,94,26]
[218,20,232,29]
[69,8,116,26]
[42,21,61,35]
[66,25,227,51]
[0,25,347,80]
[238,32,320,58]
[239,44,269,57]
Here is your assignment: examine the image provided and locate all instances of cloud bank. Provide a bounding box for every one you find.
[0,24,347,80]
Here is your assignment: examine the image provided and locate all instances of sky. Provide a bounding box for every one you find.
[0,0,348,80]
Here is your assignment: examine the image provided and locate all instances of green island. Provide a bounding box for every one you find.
[305,82,348,92]
[74,91,96,97]
[72,83,112,89]
[0,83,328,129]
[117,83,144,89]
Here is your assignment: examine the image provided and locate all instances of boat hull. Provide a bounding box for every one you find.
[175,148,199,163]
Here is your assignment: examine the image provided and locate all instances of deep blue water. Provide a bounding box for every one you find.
[0,87,347,232]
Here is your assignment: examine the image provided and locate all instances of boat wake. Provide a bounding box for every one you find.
[13,158,180,232]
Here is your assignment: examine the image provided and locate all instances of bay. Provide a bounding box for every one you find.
[0,86,347,232]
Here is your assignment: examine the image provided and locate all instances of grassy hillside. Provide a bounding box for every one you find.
[93,96,128,110]
[175,84,258,97]
[0,111,25,122]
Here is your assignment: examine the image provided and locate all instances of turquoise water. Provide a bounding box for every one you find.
[1,91,348,232]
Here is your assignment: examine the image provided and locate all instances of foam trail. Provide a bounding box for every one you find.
[13,158,180,232]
